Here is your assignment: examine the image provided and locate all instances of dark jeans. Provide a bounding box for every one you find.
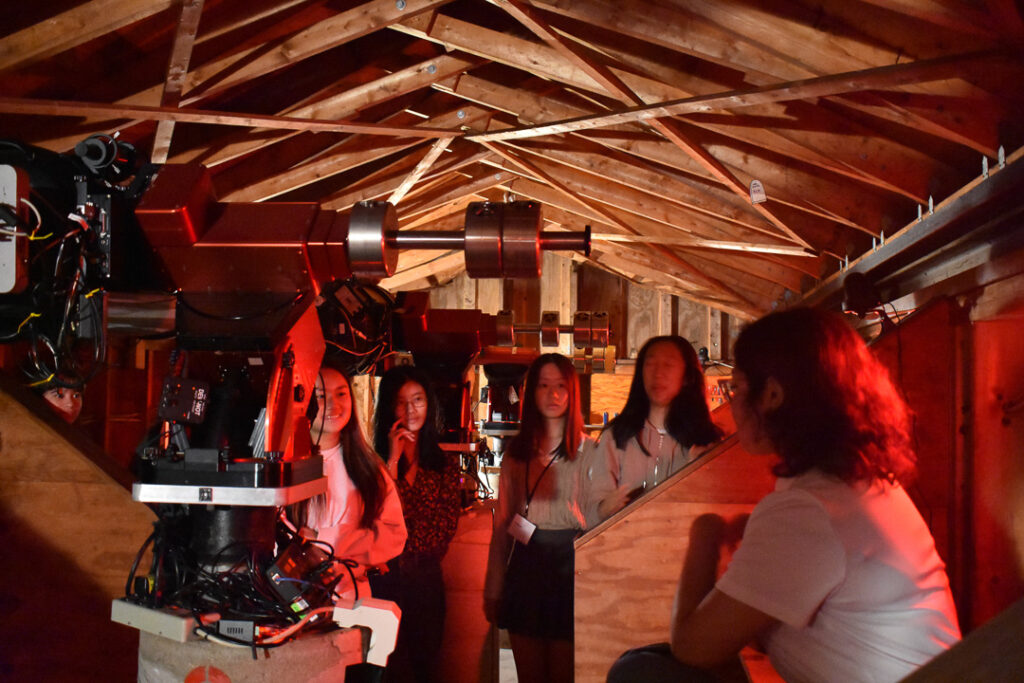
[607,643,717,683]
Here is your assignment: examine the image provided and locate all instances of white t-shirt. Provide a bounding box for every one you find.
[716,470,960,683]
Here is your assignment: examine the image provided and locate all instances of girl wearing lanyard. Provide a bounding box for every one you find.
[585,336,721,525]
[484,353,590,683]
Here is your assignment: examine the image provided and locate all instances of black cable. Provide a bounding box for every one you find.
[125,530,157,598]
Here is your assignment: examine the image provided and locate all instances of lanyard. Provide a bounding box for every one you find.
[523,449,559,516]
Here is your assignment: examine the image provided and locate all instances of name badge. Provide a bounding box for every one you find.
[508,513,536,545]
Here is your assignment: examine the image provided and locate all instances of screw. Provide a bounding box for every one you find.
[396,0,406,9]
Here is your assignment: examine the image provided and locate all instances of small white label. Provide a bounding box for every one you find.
[1,166,22,294]
[749,180,767,204]
[508,513,536,545]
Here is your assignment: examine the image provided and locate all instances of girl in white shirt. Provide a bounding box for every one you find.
[298,362,406,601]
[609,308,960,683]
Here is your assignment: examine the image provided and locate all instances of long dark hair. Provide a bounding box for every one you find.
[733,307,915,484]
[505,353,584,462]
[372,365,444,472]
[305,360,385,529]
[607,335,721,452]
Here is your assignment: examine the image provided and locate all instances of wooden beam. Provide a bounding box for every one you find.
[401,194,481,231]
[501,141,768,236]
[854,0,1000,39]
[185,0,456,101]
[593,233,814,257]
[467,49,1006,142]
[491,0,812,249]
[388,136,456,205]
[151,0,205,164]
[193,0,314,46]
[0,0,175,72]
[499,176,818,285]
[397,166,515,220]
[0,97,459,138]
[220,105,489,202]
[401,11,947,202]
[484,152,802,250]
[322,143,493,210]
[482,141,758,309]
[201,54,482,167]
[535,5,991,179]
[447,74,895,232]
[379,251,465,291]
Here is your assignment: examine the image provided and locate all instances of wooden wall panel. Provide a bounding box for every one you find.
[0,383,154,681]
[676,295,709,347]
[440,503,499,683]
[477,277,503,315]
[588,368,633,426]
[967,314,1024,628]
[574,406,776,683]
[541,253,574,355]
[504,277,542,350]
[578,264,629,359]
[625,285,674,357]
[871,299,966,622]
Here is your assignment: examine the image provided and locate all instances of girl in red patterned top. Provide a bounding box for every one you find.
[370,365,462,683]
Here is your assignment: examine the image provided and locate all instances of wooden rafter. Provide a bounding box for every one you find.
[466,49,1005,142]
[379,251,465,291]
[151,0,206,164]
[388,136,456,205]
[396,9,961,202]
[481,140,758,309]
[182,0,456,102]
[323,143,494,210]
[201,53,483,167]
[0,97,458,138]
[397,166,516,220]
[497,174,817,285]
[592,233,814,258]
[219,104,489,202]
[0,0,175,72]
[446,74,891,236]
[494,0,810,249]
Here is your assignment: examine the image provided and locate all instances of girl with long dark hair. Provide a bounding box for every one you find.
[608,308,960,683]
[370,365,461,683]
[484,353,590,683]
[587,335,721,523]
[297,360,406,601]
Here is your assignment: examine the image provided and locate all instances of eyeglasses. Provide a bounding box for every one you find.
[396,395,427,410]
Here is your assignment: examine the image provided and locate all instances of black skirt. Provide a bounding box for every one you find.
[497,528,579,641]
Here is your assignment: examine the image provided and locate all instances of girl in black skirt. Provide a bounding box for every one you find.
[483,353,592,683]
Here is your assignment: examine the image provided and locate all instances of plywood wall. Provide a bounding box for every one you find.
[0,382,155,681]
[966,274,1024,628]
[574,416,775,683]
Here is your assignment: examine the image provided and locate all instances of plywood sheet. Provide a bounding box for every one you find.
[574,436,776,683]
[0,385,155,681]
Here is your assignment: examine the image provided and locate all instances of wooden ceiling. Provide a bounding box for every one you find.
[2,0,1023,319]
